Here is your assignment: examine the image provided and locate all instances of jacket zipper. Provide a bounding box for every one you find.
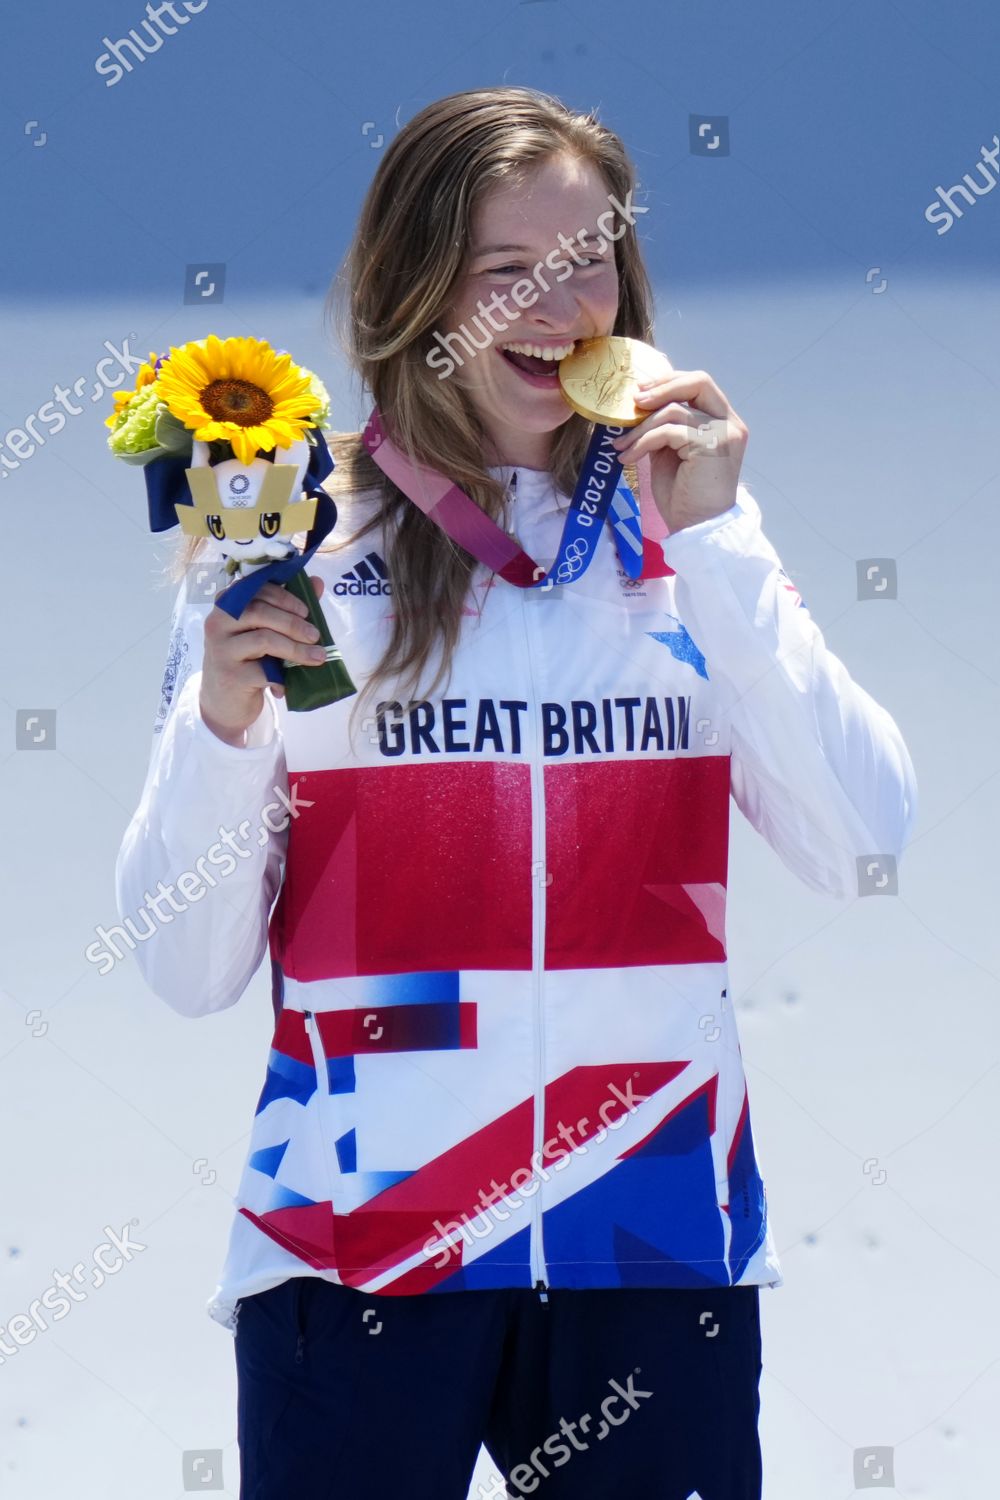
[518,589,550,1305]
[304,1009,331,1098]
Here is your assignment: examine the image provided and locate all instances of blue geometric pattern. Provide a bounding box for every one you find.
[430,1226,534,1292]
[249,1140,290,1179]
[254,1052,316,1115]
[726,1108,768,1281]
[335,1129,356,1173]
[647,614,709,679]
[539,1088,730,1288]
[347,970,461,1006]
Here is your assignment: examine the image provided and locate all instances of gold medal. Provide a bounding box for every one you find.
[558,335,673,428]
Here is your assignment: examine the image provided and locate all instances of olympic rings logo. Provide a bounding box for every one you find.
[555,537,590,581]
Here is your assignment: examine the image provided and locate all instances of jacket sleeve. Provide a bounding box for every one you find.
[660,482,918,899]
[114,567,289,1018]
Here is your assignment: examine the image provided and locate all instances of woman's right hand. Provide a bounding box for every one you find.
[199,576,327,746]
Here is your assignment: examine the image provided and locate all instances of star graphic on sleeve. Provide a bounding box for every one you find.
[645,614,708,679]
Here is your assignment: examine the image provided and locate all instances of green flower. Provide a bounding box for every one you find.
[305,370,331,429]
[107,383,162,456]
[107,390,195,466]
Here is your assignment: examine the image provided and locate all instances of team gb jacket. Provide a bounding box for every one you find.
[115,460,918,1334]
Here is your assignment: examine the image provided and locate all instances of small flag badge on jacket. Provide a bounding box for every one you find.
[777,566,805,609]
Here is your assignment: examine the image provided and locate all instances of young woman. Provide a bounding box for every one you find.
[117,85,917,1500]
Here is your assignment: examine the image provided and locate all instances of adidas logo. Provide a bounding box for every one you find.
[333,551,391,597]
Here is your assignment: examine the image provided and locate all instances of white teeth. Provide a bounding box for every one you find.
[501,341,577,361]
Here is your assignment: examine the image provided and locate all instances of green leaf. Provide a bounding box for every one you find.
[115,444,174,467]
[153,406,194,455]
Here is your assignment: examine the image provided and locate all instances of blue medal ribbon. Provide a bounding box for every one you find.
[528,422,640,589]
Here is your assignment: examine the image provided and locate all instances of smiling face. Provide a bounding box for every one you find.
[437,151,622,469]
[180,439,314,563]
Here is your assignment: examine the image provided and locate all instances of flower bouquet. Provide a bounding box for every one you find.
[106,334,356,712]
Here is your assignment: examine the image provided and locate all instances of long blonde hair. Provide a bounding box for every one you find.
[174,85,655,740]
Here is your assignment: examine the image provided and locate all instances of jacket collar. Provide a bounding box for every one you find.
[485,462,566,519]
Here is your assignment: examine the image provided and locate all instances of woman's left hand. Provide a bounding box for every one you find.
[611,360,749,535]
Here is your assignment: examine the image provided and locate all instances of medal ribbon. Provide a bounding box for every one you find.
[361,407,645,588]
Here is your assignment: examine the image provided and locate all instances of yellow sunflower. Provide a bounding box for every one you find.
[155,334,319,465]
[104,351,160,429]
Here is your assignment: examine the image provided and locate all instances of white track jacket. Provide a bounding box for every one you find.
[115,463,918,1334]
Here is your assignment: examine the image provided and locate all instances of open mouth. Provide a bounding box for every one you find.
[499,339,578,382]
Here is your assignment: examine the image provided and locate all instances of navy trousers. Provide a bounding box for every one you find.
[234,1276,763,1499]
